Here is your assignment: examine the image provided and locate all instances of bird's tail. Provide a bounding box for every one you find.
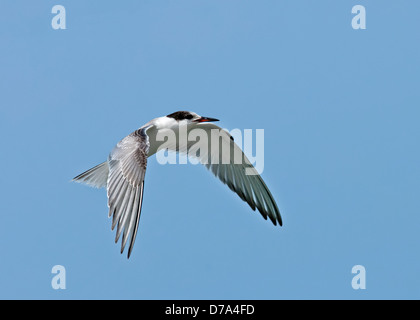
[72,161,109,188]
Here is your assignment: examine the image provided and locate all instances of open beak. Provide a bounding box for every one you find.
[194,116,219,123]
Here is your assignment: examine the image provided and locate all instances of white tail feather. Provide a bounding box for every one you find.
[72,161,109,188]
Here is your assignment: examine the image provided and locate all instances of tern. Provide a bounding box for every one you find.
[73,111,282,258]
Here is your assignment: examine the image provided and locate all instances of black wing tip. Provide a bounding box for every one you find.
[259,208,283,227]
[277,210,283,227]
[268,217,283,227]
[273,213,283,227]
[274,211,283,227]
[117,241,132,259]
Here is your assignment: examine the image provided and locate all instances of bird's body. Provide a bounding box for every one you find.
[73,111,282,258]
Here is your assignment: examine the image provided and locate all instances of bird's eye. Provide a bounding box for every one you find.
[185,114,193,120]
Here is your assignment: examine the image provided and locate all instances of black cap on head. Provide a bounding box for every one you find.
[167,111,194,121]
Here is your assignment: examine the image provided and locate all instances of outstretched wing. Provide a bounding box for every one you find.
[169,123,282,226]
[107,129,149,258]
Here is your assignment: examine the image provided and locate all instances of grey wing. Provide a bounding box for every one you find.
[185,123,282,226]
[107,129,149,258]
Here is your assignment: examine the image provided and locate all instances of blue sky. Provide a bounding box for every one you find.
[0,1,419,299]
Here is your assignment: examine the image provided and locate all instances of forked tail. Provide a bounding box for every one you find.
[72,161,109,188]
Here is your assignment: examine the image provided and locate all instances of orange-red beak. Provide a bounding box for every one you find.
[194,116,219,123]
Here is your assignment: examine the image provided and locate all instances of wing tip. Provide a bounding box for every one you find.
[272,211,283,227]
[127,248,133,259]
[273,217,283,227]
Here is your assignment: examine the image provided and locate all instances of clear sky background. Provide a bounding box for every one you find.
[0,1,419,299]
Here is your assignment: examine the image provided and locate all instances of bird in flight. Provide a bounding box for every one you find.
[73,111,282,258]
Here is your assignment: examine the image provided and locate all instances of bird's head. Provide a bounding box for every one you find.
[166,111,219,126]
